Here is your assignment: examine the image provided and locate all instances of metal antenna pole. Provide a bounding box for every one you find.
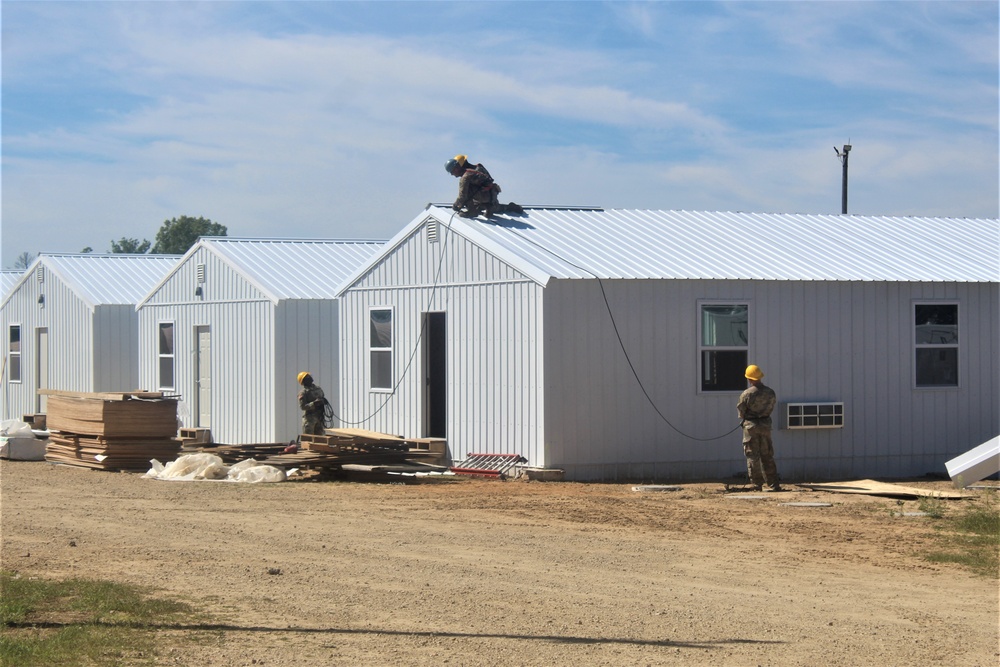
[834,143,852,214]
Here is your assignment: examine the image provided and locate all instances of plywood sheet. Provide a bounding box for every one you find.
[796,479,969,499]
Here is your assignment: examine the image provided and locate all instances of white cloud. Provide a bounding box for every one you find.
[2,1,997,268]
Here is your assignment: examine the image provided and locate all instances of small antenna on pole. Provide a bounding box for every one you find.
[833,141,852,214]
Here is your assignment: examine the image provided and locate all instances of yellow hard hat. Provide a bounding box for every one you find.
[297,371,311,385]
[453,154,467,166]
[745,365,764,381]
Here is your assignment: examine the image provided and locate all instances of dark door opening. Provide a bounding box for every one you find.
[424,312,447,438]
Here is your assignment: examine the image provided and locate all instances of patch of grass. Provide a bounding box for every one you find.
[1,571,206,667]
[920,493,1000,578]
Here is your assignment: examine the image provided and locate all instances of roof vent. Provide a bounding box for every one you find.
[196,263,206,283]
[36,266,44,283]
[427,220,439,244]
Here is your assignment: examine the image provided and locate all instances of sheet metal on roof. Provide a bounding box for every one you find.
[38,254,182,306]
[1,270,23,299]
[427,207,999,282]
[202,238,385,300]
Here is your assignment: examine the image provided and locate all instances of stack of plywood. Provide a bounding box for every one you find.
[42,390,180,471]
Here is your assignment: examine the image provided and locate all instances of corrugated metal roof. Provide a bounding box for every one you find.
[198,238,386,300]
[20,254,182,307]
[1,270,23,299]
[425,207,999,282]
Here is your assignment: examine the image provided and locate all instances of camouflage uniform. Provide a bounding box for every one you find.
[298,382,326,435]
[737,382,779,490]
[453,163,501,218]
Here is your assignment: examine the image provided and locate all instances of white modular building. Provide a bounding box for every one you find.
[136,238,384,445]
[336,206,999,481]
[1,254,181,420]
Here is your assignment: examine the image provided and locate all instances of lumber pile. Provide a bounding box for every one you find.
[256,428,449,476]
[41,389,180,471]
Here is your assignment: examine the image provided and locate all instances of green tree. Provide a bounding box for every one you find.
[80,246,93,253]
[12,251,35,269]
[150,216,226,254]
[109,237,151,254]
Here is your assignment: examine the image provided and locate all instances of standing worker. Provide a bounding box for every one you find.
[445,154,523,218]
[297,372,327,436]
[737,364,781,492]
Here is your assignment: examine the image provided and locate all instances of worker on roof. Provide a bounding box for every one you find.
[297,372,328,436]
[737,365,781,492]
[445,155,523,218]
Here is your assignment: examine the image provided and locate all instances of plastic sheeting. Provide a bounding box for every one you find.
[143,453,290,483]
[0,420,46,461]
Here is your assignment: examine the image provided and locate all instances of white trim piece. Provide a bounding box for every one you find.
[945,436,1000,489]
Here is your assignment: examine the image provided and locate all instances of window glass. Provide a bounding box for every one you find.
[159,322,174,355]
[700,304,748,392]
[370,309,393,390]
[371,351,392,390]
[8,325,21,382]
[702,350,748,392]
[370,310,392,347]
[701,305,748,346]
[914,303,958,388]
[158,323,175,389]
[916,348,958,387]
[915,304,957,344]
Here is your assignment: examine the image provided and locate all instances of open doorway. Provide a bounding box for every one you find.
[423,312,446,438]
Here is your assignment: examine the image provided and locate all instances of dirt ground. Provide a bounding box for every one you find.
[1,460,997,667]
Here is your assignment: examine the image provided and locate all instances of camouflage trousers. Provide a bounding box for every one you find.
[302,413,325,436]
[743,427,779,489]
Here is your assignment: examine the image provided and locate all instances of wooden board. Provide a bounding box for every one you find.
[46,394,178,438]
[796,479,970,499]
[46,433,181,471]
[39,389,165,400]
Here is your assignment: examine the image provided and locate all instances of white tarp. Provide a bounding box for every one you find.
[0,420,46,461]
[143,453,290,483]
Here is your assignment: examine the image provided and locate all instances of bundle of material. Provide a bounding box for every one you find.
[46,433,182,471]
[42,390,180,471]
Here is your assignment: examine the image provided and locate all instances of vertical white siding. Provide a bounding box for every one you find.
[340,223,545,463]
[544,279,999,481]
[139,247,278,444]
[138,246,346,445]
[1,269,95,419]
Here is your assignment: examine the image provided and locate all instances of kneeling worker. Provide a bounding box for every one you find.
[737,364,781,492]
[445,154,523,218]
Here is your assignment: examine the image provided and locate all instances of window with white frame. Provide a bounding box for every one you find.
[158,322,175,389]
[370,308,393,390]
[8,325,21,383]
[914,303,958,387]
[699,303,749,391]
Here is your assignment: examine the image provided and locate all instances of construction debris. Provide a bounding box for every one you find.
[450,453,527,479]
[187,428,450,480]
[144,453,287,483]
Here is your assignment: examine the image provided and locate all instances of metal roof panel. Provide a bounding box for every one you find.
[426,207,999,282]
[199,238,386,300]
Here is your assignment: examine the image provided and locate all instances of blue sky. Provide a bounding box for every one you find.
[2,1,997,268]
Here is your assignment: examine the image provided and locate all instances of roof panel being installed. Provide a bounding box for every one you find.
[425,207,999,283]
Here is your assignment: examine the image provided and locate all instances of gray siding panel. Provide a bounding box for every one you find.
[544,279,998,481]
